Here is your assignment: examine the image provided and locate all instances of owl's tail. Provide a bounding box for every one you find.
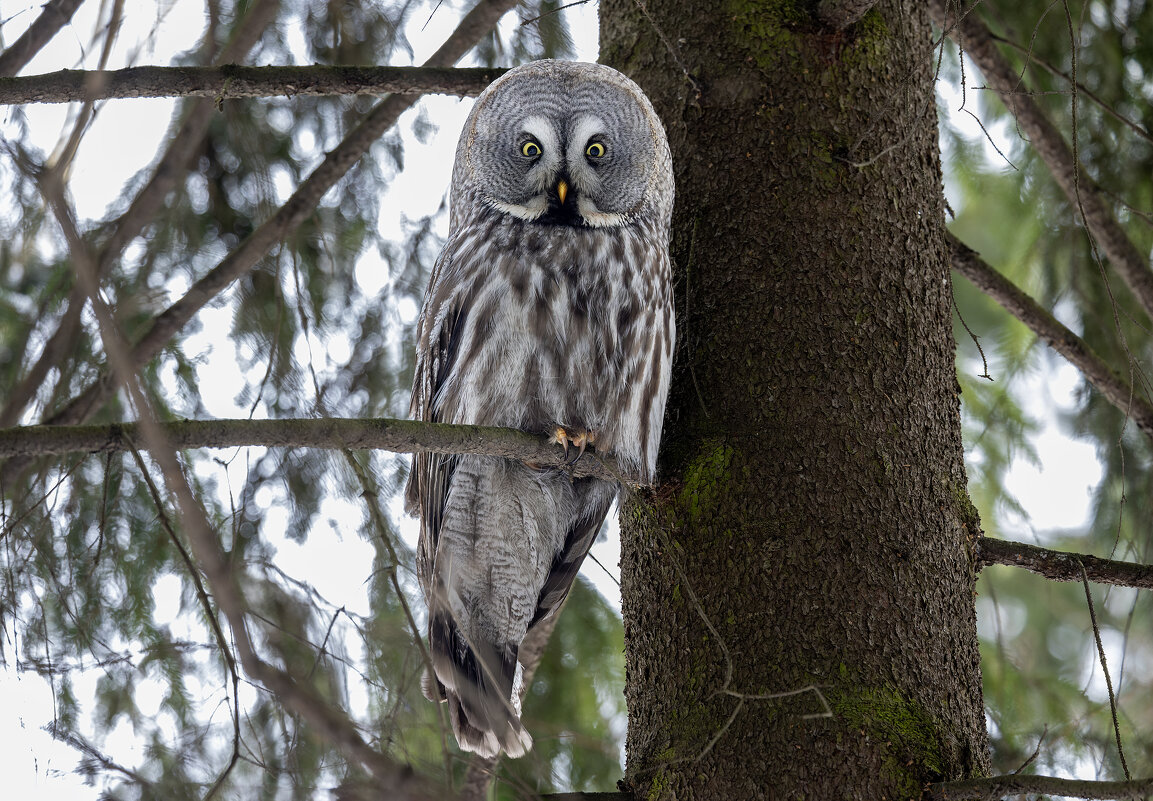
[423,611,533,759]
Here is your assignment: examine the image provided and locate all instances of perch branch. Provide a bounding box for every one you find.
[815,0,878,29]
[948,233,1153,441]
[929,0,1153,320]
[928,774,1153,800]
[979,537,1153,591]
[0,417,632,485]
[0,64,505,104]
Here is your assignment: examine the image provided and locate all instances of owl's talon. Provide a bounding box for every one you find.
[551,427,595,465]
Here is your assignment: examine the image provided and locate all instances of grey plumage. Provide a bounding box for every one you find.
[405,59,674,758]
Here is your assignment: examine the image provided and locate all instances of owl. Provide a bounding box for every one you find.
[405,59,674,758]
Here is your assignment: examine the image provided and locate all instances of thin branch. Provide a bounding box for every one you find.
[35,0,516,434]
[928,774,1153,800]
[979,537,1153,591]
[0,63,505,104]
[948,233,1153,441]
[46,721,152,786]
[815,0,878,29]
[929,0,1153,321]
[0,417,633,485]
[0,0,87,77]
[1080,564,1131,779]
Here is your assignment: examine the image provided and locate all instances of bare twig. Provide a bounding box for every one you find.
[928,774,1153,800]
[0,0,87,77]
[1011,725,1047,775]
[0,417,632,484]
[815,0,878,29]
[948,233,1153,441]
[1080,563,1131,780]
[46,721,152,786]
[929,0,1153,320]
[979,537,1153,591]
[0,64,505,104]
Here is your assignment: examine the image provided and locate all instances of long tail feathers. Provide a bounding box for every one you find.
[424,611,532,758]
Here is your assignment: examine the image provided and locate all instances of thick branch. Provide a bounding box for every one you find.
[0,0,87,77]
[929,774,1153,800]
[979,537,1153,591]
[0,64,504,104]
[815,0,878,29]
[0,417,632,484]
[34,0,515,433]
[949,233,1153,441]
[929,1,1153,320]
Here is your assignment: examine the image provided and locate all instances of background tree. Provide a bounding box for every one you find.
[1,0,1151,799]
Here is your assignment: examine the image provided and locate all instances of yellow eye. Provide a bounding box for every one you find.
[586,142,606,158]
[521,141,541,158]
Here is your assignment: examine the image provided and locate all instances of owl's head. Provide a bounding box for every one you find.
[455,60,673,230]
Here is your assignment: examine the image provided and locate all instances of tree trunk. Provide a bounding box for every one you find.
[600,2,990,798]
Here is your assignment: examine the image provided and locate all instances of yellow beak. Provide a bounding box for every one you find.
[556,180,568,205]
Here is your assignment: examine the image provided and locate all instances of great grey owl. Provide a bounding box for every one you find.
[405,59,674,758]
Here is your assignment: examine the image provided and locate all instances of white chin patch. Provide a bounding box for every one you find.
[576,197,628,228]
[491,195,548,221]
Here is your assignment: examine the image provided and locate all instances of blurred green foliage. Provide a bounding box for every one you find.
[943,0,1153,780]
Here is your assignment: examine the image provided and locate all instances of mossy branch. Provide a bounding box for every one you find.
[928,774,1153,800]
[0,64,505,105]
[0,417,633,485]
[979,537,1153,591]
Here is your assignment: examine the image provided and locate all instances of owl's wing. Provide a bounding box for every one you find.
[405,246,469,594]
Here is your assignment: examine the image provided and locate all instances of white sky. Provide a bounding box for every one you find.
[0,2,1107,797]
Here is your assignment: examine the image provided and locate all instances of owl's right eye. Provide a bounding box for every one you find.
[521,141,542,158]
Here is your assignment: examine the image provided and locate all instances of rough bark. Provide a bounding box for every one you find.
[601,2,990,798]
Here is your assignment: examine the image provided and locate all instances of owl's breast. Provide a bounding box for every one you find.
[435,220,649,443]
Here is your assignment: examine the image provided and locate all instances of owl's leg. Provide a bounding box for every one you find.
[551,426,596,464]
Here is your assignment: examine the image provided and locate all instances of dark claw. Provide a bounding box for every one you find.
[564,440,584,466]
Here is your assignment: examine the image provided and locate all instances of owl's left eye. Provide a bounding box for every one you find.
[585,142,606,158]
